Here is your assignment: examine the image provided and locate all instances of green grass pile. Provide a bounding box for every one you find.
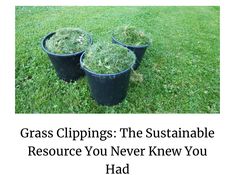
[46,28,90,54]
[113,25,151,46]
[82,42,136,74]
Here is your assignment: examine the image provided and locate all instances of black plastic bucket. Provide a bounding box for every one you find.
[80,53,132,106]
[112,36,148,70]
[41,32,92,82]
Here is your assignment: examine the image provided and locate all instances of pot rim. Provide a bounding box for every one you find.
[80,52,134,77]
[112,35,149,48]
[41,31,93,57]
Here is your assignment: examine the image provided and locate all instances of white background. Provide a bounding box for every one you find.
[0,0,235,175]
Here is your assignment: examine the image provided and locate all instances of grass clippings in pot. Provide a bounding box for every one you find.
[82,42,136,74]
[46,28,90,54]
[113,25,151,46]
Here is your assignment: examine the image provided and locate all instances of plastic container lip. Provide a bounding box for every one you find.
[112,34,149,48]
[80,52,134,77]
[41,32,92,57]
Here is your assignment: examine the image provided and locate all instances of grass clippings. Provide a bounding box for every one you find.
[46,28,90,54]
[113,25,151,46]
[82,42,136,74]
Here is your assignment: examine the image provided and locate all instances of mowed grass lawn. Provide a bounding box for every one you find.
[15,6,220,113]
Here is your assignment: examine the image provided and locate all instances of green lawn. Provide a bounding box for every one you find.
[15,6,220,113]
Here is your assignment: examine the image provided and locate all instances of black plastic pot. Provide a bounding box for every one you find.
[80,53,132,106]
[41,32,92,82]
[112,36,149,70]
